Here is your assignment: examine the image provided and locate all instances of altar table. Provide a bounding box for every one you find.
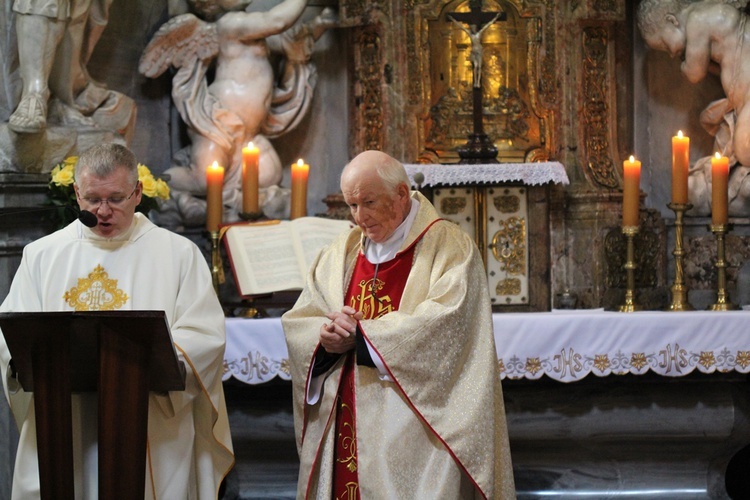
[223,310,750,385]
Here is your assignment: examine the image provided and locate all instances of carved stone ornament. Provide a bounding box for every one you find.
[581,26,619,189]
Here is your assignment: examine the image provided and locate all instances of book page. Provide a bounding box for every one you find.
[224,218,352,296]
[224,223,305,295]
[292,217,353,269]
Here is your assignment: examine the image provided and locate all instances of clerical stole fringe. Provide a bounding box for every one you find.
[332,244,416,499]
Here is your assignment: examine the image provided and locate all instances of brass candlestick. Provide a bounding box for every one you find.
[619,225,642,312]
[708,223,738,311]
[666,202,694,311]
[210,230,224,296]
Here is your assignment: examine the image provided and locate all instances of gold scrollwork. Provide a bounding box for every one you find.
[488,216,526,275]
[337,402,358,473]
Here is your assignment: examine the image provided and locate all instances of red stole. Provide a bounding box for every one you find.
[331,243,417,499]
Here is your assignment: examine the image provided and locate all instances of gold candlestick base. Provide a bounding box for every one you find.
[708,223,738,311]
[666,202,694,311]
[239,210,264,222]
[238,299,260,318]
[619,225,642,312]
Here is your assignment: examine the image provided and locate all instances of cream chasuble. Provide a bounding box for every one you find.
[0,213,234,500]
[283,191,516,499]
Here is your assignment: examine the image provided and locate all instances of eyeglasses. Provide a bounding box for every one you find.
[79,181,139,209]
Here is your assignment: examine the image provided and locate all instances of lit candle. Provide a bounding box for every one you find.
[290,158,309,219]
[711,152,729,225]
[622,155,641,227]
[242,142,260,214]
[671,130,690,204]
[205,161,224,232]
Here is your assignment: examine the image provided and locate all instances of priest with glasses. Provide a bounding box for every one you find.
[0,143,234,499]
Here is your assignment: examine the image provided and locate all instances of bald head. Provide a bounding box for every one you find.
[341,150,410,191]
[340,151,412,243]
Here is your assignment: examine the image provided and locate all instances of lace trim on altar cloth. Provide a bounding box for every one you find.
[403,162,569,187]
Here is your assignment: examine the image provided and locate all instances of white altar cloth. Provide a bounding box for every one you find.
[403,162,569,187]
[223,310,750,384]
[224,318,292,384]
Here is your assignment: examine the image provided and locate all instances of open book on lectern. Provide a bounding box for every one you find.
[222,217,352,297]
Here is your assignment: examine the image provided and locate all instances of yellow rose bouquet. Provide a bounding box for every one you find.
[48,156,170,227]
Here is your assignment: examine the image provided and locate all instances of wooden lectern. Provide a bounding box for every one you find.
[0,311,186,500]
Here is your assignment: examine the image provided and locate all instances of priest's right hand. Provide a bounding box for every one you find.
[320,307,362,353]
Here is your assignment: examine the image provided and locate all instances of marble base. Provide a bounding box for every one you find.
[1,364,746,498]
[223,373,750,499]
[505,373,748,499]
[223,381,298,500]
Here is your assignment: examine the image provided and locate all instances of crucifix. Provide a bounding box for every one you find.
[447,0,506,163]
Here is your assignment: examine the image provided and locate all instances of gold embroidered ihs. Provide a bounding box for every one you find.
[63,264,129,311]
[349,278,392,319]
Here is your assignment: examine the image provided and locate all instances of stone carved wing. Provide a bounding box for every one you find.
[138,13,219,78]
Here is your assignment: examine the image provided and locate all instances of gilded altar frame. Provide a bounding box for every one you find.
[339,0,555,164]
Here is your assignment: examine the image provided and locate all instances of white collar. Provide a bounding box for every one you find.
[80,213,141,242]
[364,198,420,264]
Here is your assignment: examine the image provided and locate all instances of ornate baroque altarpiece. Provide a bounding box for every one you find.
[335,1,660,310]
[337,0,564,310]
[338,0,555,164]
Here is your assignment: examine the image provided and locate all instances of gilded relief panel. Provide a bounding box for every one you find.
[486,186,529,305]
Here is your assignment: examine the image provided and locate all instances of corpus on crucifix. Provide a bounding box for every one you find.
[448,12,501,89]
[446,0,506,163]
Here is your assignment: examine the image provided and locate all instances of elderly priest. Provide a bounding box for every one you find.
[0,143,234,499]
[282,150,515,499]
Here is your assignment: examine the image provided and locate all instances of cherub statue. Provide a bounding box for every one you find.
[448,13,501,88]
[638,0,750,216]
[138,0,337,226]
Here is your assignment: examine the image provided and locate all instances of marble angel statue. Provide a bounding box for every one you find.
[638,0,750,216]
[8,0,135,136]
[138,0,337,226]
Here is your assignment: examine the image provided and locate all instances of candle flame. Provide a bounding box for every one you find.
[677,130,683,138]
[629,155,635,163]
[211,161,219,169]
[297,159,304,166]
[715,152,721,159]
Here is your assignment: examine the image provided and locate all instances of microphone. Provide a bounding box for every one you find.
[412,172,425,191]
[0,205,98,228]
[77,209,98,228]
